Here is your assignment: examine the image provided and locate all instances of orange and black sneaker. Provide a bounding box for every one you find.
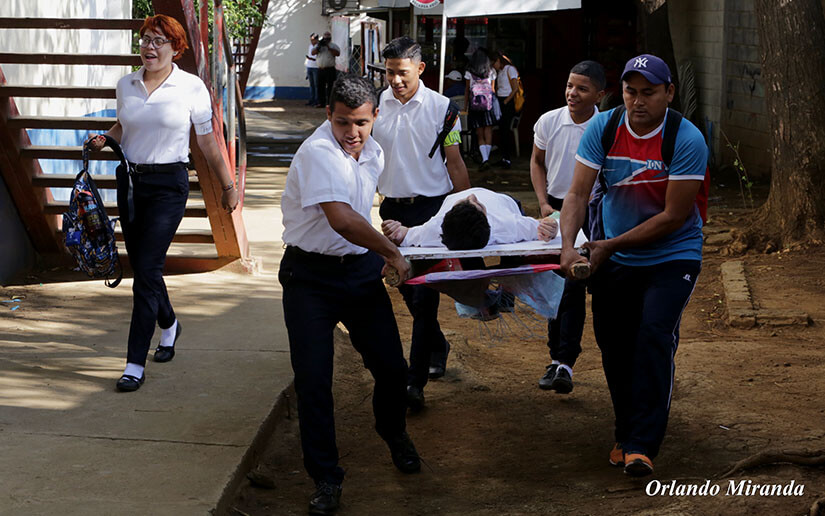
[624,453,654,477]
[608,443,625,467]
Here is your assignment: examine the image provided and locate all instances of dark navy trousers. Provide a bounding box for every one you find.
[379,195,448,390]
[545,194,588,366]
[279,247,408,485]
[116,164,188,367]
[589,258,700,458]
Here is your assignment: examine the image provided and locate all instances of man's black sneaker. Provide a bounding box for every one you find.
[538,364,558,390]
[308,481,342,515]
[428,341,451,379]
[386,431,421,473]
[497,158,512,169]
[406,385,425,412]
[550,366,574,394]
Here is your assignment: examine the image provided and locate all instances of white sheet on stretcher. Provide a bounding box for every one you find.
[399,229,589,260]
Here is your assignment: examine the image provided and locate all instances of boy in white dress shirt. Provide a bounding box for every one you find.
[372,36,471,406]
[280,74,419,515]
[530,61,605,395]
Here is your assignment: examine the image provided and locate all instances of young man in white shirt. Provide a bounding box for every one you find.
[305,32,320,106]
[530,60,605,394]
[373,36,471,408]
[382,187,558,248]
[280,74,419,516]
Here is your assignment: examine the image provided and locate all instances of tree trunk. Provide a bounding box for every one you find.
[753,0,825,245]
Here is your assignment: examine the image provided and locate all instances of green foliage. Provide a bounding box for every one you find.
[133,1,266,41]
[133,0,153,19]
[721,130,754,210]
[196,0,268,41]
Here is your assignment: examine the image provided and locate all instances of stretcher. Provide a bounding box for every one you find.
[385,229,590,287]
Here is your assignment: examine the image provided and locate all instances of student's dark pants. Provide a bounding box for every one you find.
[379,194,449,390]
[589,258,700,458]
[545,194,587,366]
[116,163,188,366]
[307,67,319,105]
[279,247,408,485]
[496,96,517,161]
[318,67,337,107]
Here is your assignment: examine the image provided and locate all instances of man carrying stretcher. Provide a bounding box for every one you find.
[382,187,559,249]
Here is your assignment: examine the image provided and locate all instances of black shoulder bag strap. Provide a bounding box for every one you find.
[599,105,626,188]
[100,135,134,224]
[661,108,683,168]
[428,101,461,160]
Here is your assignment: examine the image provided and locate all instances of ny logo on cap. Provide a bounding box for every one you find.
[634,57,649,68]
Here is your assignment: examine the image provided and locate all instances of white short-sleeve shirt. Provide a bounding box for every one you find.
[281,120,385,256]
[402,187,538,247]
[305,43,318,69]
[373,83,462,198]
[117,64,213,164]
[495,65,519,97]
[533,105,598,199]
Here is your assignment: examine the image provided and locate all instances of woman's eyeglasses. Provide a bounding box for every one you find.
[138,37,171,48]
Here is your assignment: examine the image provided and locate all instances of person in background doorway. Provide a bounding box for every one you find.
[305,32,320,107]
[464,48,499,170]
[312,31,340,108]
[491,51,520,169]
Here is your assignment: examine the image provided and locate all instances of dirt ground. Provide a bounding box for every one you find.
[229,175,825,516]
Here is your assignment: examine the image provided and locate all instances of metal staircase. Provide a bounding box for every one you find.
[0,0,251,274]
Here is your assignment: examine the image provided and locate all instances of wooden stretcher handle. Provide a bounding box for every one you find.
[570,262,592,280]
[385,265,402,287]
[384,258,412,288]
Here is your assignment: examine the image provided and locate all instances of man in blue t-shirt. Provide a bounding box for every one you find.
[559,54,708,478]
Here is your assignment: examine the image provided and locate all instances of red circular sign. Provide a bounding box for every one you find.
[410,0,440,9]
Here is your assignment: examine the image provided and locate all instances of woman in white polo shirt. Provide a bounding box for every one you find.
[88,14,238,392]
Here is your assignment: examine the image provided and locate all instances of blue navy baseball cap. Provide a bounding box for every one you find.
[621,54,672,85]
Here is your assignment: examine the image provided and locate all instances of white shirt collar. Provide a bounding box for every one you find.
[385,80,427,107]
[562,104,599,126]
[624,110,665,140]
[132,63,183,87]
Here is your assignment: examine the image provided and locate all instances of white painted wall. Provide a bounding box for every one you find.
[0,0,132,117]
[246,0,328,96]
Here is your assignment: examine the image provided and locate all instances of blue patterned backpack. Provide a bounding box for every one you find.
[62,136,127,287]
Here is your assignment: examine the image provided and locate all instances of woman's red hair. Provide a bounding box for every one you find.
[140,15,189,60]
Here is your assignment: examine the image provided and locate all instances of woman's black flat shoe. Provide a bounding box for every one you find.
[153,346,175,363]
[116,374,145,392]
[153,322,181,363]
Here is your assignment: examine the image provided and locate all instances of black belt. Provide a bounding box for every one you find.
[286,245,365,265]
[128,162,187,174]
[384,195,440,205]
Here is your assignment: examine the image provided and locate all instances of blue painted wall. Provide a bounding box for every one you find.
[26,109,118,202]
[244,86,310,100]
[0,175,35,285]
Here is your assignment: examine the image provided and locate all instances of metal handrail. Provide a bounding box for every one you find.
[203,0,248,210]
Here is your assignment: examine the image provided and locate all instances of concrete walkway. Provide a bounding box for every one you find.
[0,100,326,515]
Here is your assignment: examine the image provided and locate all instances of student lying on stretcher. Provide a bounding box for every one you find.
[381,187,558,250]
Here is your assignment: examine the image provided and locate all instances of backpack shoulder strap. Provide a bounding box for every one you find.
[596,106,626,190]
[661,108,683,167]
[601,105,625,157]
[429,100,461,160]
